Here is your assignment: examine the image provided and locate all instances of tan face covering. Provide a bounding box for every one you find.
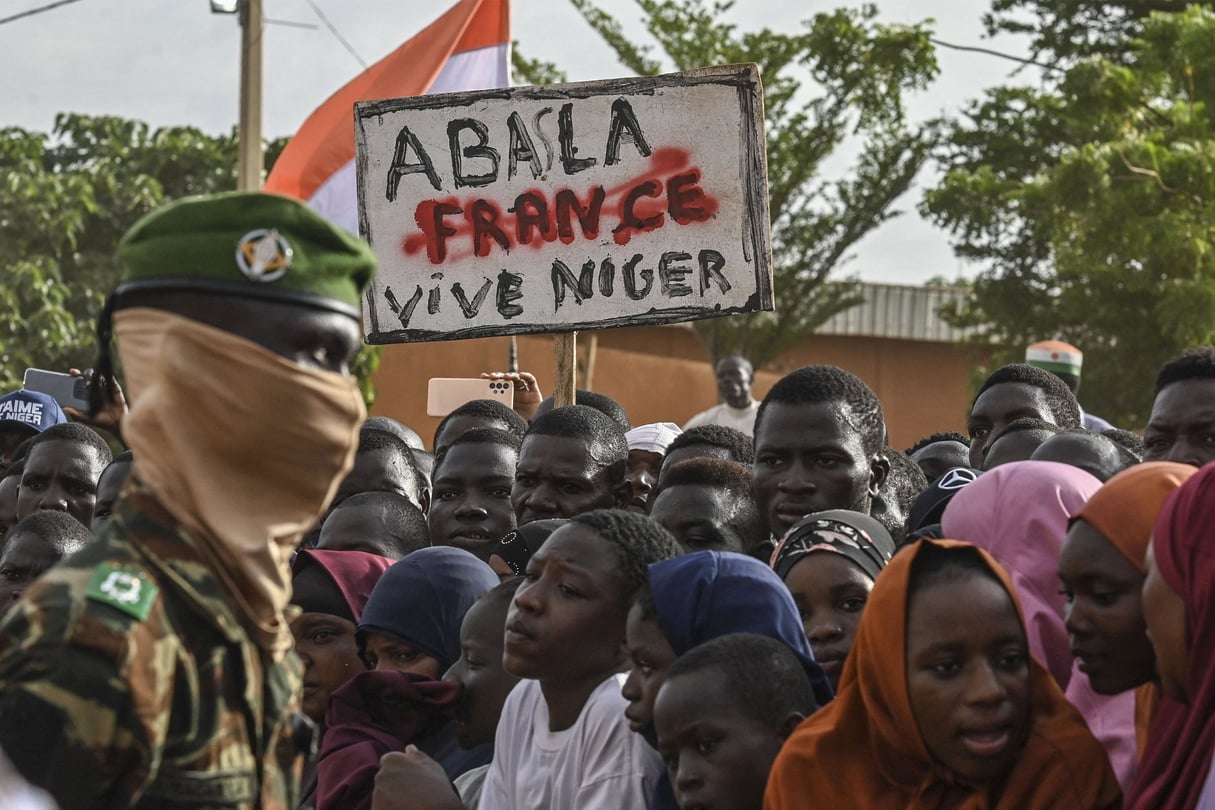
[115,307,366,659]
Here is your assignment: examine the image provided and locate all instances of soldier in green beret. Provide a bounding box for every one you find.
[0,192,375,809]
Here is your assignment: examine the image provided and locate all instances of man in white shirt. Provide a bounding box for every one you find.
[683,356,759,437]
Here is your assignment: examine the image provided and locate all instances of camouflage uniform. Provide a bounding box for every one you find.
[0,480,309,809]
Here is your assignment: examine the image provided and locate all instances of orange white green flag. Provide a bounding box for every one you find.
[265,0,510,232]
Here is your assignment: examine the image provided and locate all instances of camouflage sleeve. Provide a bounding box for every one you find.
[0,570,171,809]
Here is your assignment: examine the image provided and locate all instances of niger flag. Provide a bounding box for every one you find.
[265,0,510,232]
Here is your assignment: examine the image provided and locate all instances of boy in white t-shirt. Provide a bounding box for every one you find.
[479,510,680,809]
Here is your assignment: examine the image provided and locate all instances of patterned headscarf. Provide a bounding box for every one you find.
[771,509,896,582]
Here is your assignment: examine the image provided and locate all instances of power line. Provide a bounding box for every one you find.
[929,37,1062,74]
[302,0,366,69]
[265,18,317,30]
[0,0,85,27]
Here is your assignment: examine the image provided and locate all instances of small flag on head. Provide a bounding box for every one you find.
[1025,340,1083,377]
[265,0,510,233]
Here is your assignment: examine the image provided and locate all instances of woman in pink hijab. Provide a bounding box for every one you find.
[942,459,1137,787]
[942,460,1098,687]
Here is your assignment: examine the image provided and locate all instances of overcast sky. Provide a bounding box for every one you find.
[2,0,1032,285]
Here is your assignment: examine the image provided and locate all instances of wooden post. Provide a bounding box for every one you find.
[583,333,598,390]
[554,332,577,407]
[237,0,263,191]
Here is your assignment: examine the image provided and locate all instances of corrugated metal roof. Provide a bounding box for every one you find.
[817,282,979,343]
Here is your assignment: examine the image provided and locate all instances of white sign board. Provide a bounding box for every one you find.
[354,64,773,343]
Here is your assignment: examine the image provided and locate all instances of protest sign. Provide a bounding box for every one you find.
[354,63,773,343]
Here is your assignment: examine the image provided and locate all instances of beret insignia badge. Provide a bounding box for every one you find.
[235,228,293,282]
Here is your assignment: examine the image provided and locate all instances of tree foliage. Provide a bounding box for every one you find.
[982,0,1188,65]
[924,6,1215,426]
[510,43,567,86]
[0,115,384,406]
[0,115,237,388]
[531,0,938,366]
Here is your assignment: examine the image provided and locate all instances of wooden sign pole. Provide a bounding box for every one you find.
[554,332,578,407]
[583,333,598,390]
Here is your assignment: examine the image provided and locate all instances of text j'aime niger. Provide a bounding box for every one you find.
[380,98,737,326]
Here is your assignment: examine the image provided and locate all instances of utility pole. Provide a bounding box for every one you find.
[236,0,263,191]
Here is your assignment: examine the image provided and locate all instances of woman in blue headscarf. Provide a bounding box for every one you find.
[621,550,833,810]
[356,546,500,677]
[316,547,499,810]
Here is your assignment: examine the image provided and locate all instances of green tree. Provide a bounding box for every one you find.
[0,115,239,387]
[518,0,938,366]
[982,0,1188,64]
[511,44,567,86]
[0,115,383,406]
[924,6,1215,426]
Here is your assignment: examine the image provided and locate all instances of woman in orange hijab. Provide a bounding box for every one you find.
[1060,461,1197,775]
[765,538,1121,810]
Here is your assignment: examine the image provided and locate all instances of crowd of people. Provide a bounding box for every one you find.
[0,190,1210,810]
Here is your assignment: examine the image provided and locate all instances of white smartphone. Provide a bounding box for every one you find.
[426,378,514,417]
[23,368,90,412]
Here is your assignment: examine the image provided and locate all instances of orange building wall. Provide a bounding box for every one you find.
[371,324,988,451]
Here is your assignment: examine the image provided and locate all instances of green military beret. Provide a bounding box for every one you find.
[114,192,375,317]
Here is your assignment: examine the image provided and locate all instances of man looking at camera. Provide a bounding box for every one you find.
[683,355,760,437]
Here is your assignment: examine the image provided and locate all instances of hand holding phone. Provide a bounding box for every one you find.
[23,368,90,412]
[427,378,514,417]
[480,371,542,421]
